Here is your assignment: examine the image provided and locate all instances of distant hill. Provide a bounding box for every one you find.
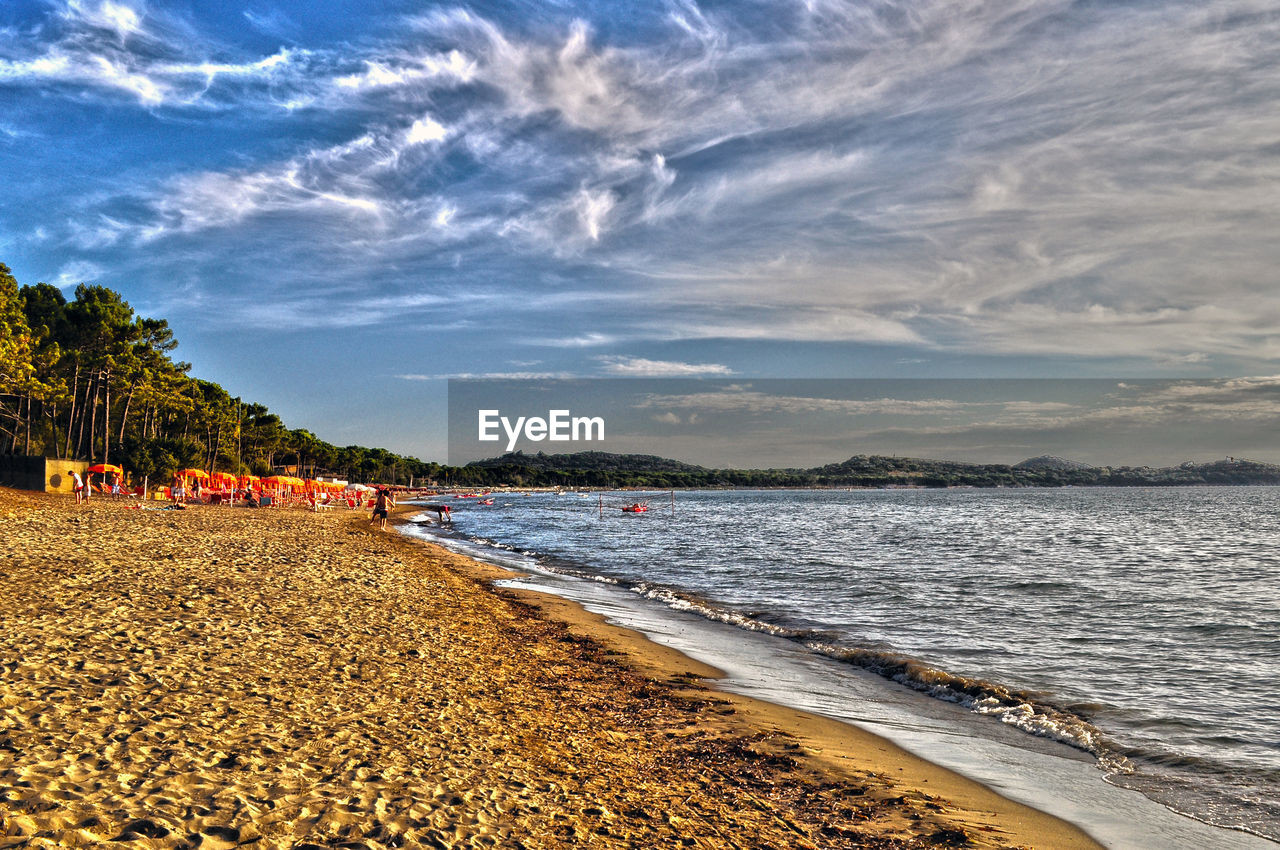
[466,451,707,473]
[451,451,1280,489]
[1015,456,1096,471]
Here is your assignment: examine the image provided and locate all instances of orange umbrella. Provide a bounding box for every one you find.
[87,463,123,475]
[210,471,237,485]
[178,468,210,479]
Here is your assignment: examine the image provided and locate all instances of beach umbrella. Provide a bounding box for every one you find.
[210,471,237,487]
[178,468,210,479]
[87,463,123,475]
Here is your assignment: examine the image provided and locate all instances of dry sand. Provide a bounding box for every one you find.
[0,487,1102,849]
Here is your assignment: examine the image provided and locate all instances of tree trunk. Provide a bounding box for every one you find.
[211,419,223,472]
[63,361,80,458]
[49,402,60,459]
[5,399,17,452]
[23,394,32,455]
[117,380,137,447]
[86,374,102,462]
[76,376,94,459]
[102,374,112,466]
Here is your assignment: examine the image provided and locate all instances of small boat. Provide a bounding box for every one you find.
[621,503,649,513]
[480,498,495,505]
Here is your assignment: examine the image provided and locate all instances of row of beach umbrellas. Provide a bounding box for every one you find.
[166,469,365,494]
[83,464,380,495]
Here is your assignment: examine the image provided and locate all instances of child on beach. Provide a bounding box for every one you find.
[370,488,395,530]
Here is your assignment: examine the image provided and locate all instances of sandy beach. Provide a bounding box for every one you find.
[0,487,1101,849]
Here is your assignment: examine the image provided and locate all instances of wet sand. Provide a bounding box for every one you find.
[0,487,1102,849]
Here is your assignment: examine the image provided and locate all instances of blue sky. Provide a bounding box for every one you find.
[4,0,1280,463]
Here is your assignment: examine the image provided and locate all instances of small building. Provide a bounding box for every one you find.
[0,455,89,495]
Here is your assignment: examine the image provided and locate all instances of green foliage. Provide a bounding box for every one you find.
[0,260,433,484]
[454,451,1280,489]
[0,263,37,396]
[118,435,202,481]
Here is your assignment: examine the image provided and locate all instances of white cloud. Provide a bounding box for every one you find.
[13,1,1280,360]
[53,259,105,289]
[635,388,966,416]
[62,0,143,40]
[0,2,311,108]
[597,356,733,376]
[574,187,614,242]
[406,115,448,145]
[397,371,575,381]
[528,332,618,348]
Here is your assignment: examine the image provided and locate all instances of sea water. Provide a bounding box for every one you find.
[401,487,1280,847]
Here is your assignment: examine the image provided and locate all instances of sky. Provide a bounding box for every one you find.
[3,0,1280,464]
[447,378,1280,467]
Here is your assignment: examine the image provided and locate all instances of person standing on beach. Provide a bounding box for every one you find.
[370,487,395,530]
[171,473,185,504]
[71,470,84,504]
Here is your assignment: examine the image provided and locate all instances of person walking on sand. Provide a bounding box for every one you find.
[71,470,85,504]
[370,487,395,530]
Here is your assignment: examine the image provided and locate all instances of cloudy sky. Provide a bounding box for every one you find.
[448,378,1280,467]
[4,0,1280,462]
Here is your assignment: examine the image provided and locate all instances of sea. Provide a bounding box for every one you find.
[401,487,1280,849]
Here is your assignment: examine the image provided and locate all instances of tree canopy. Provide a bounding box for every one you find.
[0,263,435,486]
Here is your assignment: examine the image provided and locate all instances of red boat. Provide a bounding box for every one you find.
[480,498,495,505]
[621,503,649,513]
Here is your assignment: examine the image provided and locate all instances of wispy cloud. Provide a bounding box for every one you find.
[0,1,314,107]
[397,371,575,381]
[53,259,104,290]
[636,387,967,417]
[597,356,733,376]
[7,0,1280,368]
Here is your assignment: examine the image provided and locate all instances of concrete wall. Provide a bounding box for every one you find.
[0,456,89,494]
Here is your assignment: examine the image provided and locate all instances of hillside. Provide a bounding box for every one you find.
[452,452,1280,489]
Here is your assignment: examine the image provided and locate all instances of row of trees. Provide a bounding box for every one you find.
[0,262,435,486]
[456,451,1280,489]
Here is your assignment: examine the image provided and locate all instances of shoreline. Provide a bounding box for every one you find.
[1,487,1098,848]
[403,497,1280,850]
[391,503,1104,849]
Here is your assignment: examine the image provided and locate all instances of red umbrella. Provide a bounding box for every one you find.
[177,468,210,479]
[87,463,123,475]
